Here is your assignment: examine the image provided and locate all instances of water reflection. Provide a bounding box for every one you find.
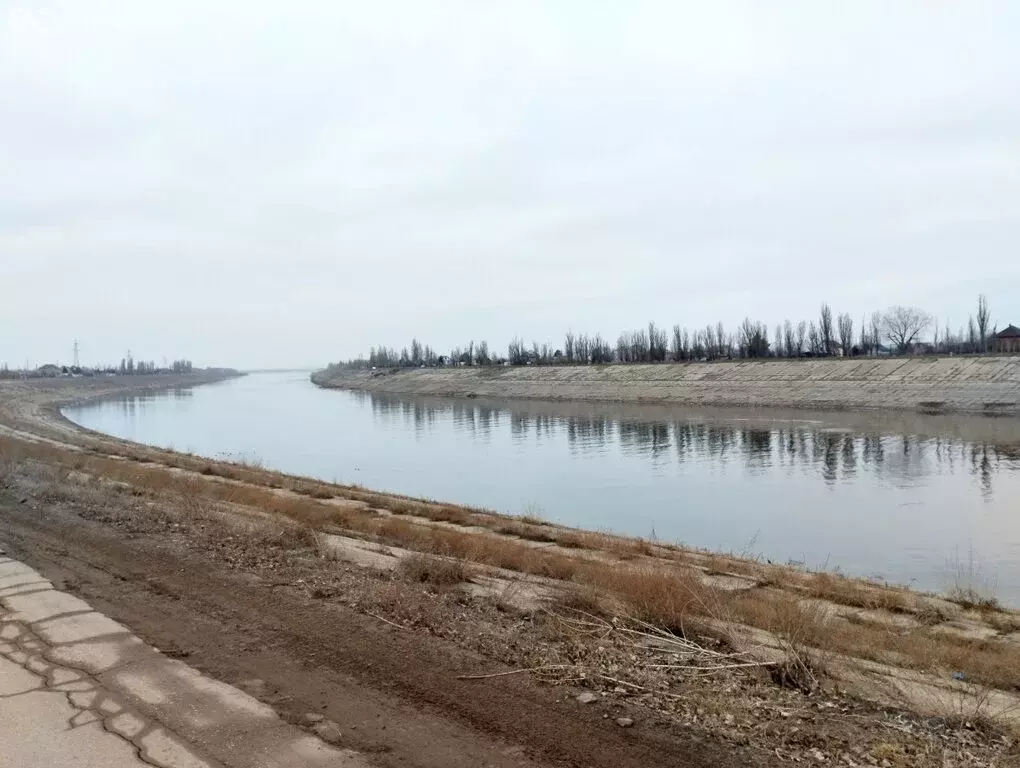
[365,392,1020,497]
[62,374,1020,604]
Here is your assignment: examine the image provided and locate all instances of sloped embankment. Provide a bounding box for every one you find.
[313,357,1020,413]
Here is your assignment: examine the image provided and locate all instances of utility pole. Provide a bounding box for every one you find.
[72,339,80,368]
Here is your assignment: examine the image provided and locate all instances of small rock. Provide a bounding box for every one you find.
[723,714,735,726]
[19,498,27,505]
[303,713,325,725]
[312,721,342,744]
[576,692,599,705]
[616,717,634,728]
[613,686,628,694]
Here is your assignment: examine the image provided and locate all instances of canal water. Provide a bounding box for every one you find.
[63,372,1020,604]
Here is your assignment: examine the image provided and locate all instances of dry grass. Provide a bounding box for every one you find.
[554,585,605,616]
[5,433,1020,696]
[575,561,719,636]
[947,587,1002,612]
[398,554,473,586]
[806,572,913,614]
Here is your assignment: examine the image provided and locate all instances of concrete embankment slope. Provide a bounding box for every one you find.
[312,357,1020,413]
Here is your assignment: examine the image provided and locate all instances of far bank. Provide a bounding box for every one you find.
[312,356,1020,414]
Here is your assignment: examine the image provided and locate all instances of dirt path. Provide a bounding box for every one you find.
[0,496,774,768]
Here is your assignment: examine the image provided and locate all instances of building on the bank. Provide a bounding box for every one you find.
[995,325,1020,353]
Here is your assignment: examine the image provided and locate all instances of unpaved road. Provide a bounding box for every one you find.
[0,495,773,768]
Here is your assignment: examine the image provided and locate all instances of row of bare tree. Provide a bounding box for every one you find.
[331,295,999,369]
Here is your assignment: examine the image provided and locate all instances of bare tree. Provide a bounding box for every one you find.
[582,337,596,363]
[590,334,613,364]
[783,320,796,358]
[976,294,991,352]
[703,324,716,359]
[807,322,820,355]
[476,340,490,365]
[739,318,770,358]
[882,306,932,354]
[508,338,527,365]
[819,303,834,356]
[869,313,882,355]
[716,322,728,358]
[648,322,667,362]
[837,313,854,356]
[795,321,807,357]
[692,330,705,359]
[671,325,683,362]
[564,331,576,364]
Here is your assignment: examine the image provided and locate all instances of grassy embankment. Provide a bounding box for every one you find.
[2,430,1018,708]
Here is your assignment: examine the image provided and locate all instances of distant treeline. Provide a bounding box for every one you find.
[327,295,1003,370]
[0,357,195,379]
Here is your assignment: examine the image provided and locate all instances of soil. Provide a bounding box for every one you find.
[0,494,774,768]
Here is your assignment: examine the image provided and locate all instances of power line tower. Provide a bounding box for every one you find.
[72,339,80,368]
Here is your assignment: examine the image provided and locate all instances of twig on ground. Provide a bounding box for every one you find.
[365,611,407,630]
[458,664,573,681]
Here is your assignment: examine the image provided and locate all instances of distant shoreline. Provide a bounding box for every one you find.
[0,370,243,443]
[311,357,1020,415]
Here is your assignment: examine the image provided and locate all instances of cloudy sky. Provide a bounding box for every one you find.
[2,1,1018,369]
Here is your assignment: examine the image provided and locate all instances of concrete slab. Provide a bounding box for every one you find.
[0,572,43,590]
[2,588,93,624]
[0,556,369,768]
[47,631,152,675]
[0,561,36,581]
[0,671,143,768]
[0,581,53,598]
[0,654,43,696]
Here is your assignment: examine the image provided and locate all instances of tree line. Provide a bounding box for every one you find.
[116,356,194,375]
[328,295,1003,370]
[0,358,195,379]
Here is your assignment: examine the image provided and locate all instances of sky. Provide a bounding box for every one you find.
[2,1,1019,369]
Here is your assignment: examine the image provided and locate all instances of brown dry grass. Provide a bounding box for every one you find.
[4,433,1020,696]
[806,572,913,614]
[398,554,473,586]
[575,562,716,633]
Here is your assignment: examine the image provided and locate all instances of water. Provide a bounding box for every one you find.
[63,372,1020,604]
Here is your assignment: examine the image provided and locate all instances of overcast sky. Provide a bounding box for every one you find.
[2,2,1018,369]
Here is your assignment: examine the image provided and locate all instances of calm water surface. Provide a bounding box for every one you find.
[63,373,1020,603]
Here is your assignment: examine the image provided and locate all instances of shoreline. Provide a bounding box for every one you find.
[0,370,243,444]
[312,356,1020,415]
[1,375,1019,763]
